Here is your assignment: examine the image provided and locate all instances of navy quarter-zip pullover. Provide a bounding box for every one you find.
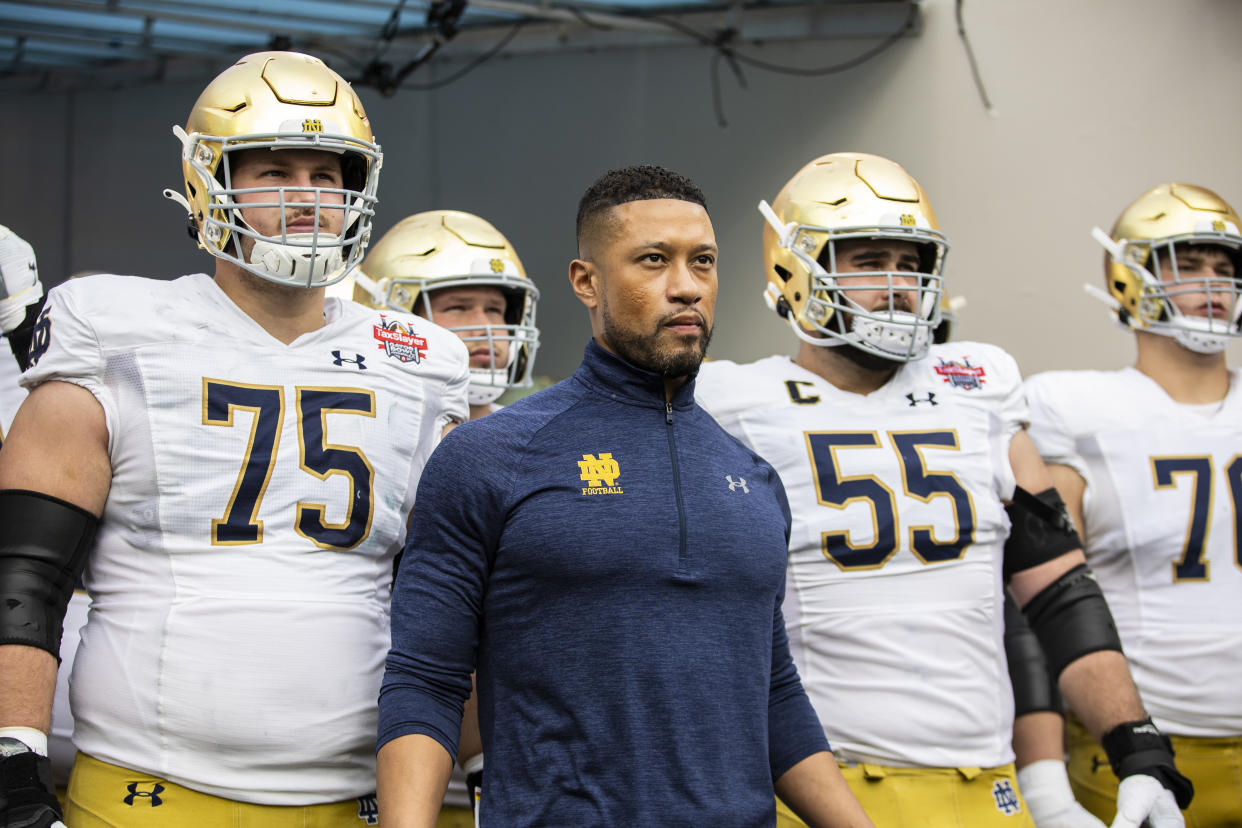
[380,340,829,826]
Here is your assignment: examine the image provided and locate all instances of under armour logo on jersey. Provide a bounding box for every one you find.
[906,392,938,407]
[123,782,165,807]
[332,351,367,370]
[1090,754,1107,774]
[356,794,379,825]
[991,779,1021,815]
[726,475,749,493]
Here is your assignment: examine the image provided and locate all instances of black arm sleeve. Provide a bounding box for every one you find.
[1003,590,1062,717]
[0,489,97,657]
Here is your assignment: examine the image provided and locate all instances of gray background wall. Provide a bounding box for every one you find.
[3,0,1241,382]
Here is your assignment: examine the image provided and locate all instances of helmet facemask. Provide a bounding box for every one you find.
[420,277,539,405]
[763,204,947,362]
[1117,237,1242,354]
[182,129,380,289]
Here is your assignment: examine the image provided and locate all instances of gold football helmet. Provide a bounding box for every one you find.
[165,51,382,289]
[760,152,948,362]
[1091,183,1242,353]
[356,210,539,405]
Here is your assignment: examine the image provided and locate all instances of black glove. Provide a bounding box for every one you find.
[0,737,63,828]
[1102,718,1194,810]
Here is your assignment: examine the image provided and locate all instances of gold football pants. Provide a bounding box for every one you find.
[64,752,381,827]
[777,761,1034,827]
[1066,715,1242,827]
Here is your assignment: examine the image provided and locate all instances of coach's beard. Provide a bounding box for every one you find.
[602,306,713,378]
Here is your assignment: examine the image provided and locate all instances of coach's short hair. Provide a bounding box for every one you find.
[576,165,707,254]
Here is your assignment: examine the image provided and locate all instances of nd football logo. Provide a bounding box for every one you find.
[302,118,324,133]
[579,453,623,495]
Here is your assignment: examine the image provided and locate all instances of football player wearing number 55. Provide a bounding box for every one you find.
[0,51,468,828]
[1025,183,1242,827]
[695,153,1192,828]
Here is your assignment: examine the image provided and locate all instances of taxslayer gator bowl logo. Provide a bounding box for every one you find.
[933,357,987,390]
[579,452,623,495]
[374,315,428,364]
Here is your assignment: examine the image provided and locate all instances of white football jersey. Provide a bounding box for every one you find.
[49,590,89,785]
[1025,367,1242,738]
[697,342,1027,768]
[0,335,23,440]
[22,272,470,804]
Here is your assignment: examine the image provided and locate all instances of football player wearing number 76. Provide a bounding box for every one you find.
[1025,183,1242,827]
[0,51,468,827]
[695,153,1192,828]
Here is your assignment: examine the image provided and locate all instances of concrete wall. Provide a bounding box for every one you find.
[4,0,1241,381]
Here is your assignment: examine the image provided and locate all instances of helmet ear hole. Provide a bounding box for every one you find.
[773,263,793,283]
[341,153,368,193]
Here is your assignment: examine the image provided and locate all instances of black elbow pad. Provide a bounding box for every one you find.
[1021,563,1122,679]
[0,489,98,657]
[1003,486,1082,580]
[1003,591,1062,717]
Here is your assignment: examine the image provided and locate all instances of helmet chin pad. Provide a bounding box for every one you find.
[248,232,345,287]
[1169,316,1232,354]
[850,309,934,362]
[467,371,507,406]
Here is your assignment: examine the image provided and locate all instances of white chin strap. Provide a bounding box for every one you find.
[850,308,932,361]
[248,232,345,288]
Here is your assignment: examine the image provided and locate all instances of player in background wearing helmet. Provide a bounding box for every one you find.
[1025,184,1242,827]
[354,209,539,826]
[695,153,1192,828]
[356,210,540,422]
[0,52,469,828]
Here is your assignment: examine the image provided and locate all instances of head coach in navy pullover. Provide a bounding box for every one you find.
[377,165,874,828]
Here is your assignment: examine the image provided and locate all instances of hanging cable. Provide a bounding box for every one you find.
[955,0,996,116]
[351,0,916,104]
[657,1,916,127]
[403,19,529,91]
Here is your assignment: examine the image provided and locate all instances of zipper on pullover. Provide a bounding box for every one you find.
[666,401,689,573]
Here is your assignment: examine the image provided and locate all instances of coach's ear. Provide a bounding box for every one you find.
[569,259,600,311]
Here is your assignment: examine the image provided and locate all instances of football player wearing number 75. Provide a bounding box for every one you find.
[695,153,1192,828]
[0,51,468,827]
